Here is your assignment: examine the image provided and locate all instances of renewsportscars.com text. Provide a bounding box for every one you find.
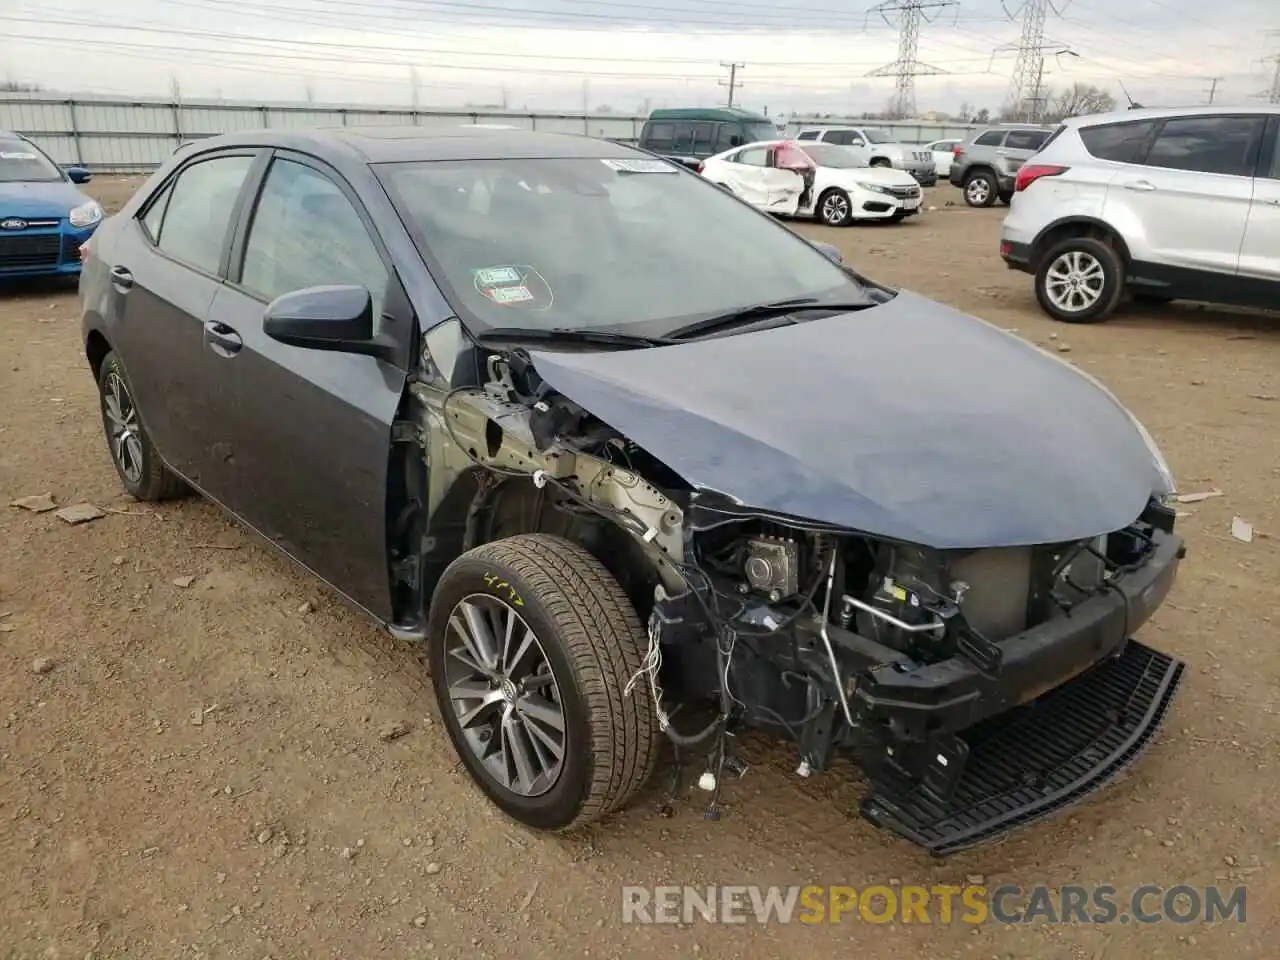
[621,884,1247,926]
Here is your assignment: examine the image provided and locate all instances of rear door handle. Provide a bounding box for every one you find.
[1123,179,1157,191]
[204,320,243,358]
[109,265,134,291]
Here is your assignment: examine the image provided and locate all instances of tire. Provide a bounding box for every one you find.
[97,351,187,501]
[1034,236,1125,324]
[816,188,853,226]
[427,534,660,832]
[963,170,998,207]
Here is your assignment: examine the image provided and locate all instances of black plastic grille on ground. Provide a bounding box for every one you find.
[860,640,1185,856]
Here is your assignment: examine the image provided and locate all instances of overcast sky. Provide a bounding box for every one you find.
[2,0,1277,115]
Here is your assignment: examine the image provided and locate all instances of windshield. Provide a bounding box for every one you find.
[745,121,781,142]
[799,144,865,169]
[862,129,897,144]
[380,157,860,336]
[0,138,62,183]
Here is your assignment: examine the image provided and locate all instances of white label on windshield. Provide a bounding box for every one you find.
[475,266,521,285]
[487,285,534,304]
[0,151,39,160]
[599,158,677,174]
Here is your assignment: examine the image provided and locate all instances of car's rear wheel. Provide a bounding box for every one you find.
[816,188,853,226]
[964,170,998,207]
[97,351,187,501]
[1034,237,1125,324]
[427,534,660,831]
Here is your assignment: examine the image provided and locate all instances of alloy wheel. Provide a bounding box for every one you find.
[966,178,991,205]
[1044,250,1106,313]
[822,193,849,224]
[443,594,566,797]
[103,371,144,484]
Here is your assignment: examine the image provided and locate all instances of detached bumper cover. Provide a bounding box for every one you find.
[861,639,1184,856]
[853,528,1185,854]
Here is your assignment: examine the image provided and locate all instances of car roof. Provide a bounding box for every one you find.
[179,126,643,164]
[1061,103,1280,127]
[647,107,772,123]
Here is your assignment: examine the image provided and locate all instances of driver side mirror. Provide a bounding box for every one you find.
[66,166,91,184]
[263,284,396,362]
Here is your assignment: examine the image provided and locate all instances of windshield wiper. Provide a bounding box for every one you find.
[665,297,877,341]
[472,327,676,350]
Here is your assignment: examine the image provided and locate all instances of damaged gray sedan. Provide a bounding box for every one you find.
[79,127,1186,855]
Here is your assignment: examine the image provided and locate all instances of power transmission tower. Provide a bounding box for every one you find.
[720,62,745,107]
[999,0,1069,122]
[865,1,957,120]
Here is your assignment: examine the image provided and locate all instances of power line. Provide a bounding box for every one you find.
[719,62,745,107]
[864,0,958,119]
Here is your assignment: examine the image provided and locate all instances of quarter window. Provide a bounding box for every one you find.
[973,130,1005,147]
[240,158,387,320]
[796,130,819,140]
[154,155,254,274]
[1004,129,1051,151]
[1144,115,1266,177]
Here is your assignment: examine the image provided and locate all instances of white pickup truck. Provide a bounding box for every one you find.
[795,126,938,186]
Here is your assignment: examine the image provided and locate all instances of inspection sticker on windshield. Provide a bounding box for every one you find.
[599,158,676,174]
[474,266,522,286]
[0,152,39,160]
[485,284,535,305]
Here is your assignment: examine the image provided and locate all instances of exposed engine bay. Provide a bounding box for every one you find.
[409,340,1187,855]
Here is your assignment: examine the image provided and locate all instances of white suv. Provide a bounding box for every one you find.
[1000,105,1280,323]
[795,126,938,185]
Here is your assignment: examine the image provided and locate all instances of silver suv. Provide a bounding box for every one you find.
[949,124,1056,207]
[1000,105,1280,323]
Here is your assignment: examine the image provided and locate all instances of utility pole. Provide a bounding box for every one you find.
[1268,57,1280,104]
[720,62,744,107]
[999,0,1069,123]
[1203,76,1222,103]
[865,1,957,120]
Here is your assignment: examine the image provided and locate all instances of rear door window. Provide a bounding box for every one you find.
[1144,115,1267,177]
[713,123,741,151]
[643,122,674,150]
[692,122,716,154]
[153,154,255,275]
[735,146,770,167]
[824,130,857,146]
[1079,119,1157,164]
[796,130,819,140]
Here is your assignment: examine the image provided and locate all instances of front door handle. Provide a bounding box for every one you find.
[109,265,134,291]
[1123,179,1157,191]
[204,320,243,358]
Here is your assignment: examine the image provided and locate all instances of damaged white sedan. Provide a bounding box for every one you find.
[699,140,925,226]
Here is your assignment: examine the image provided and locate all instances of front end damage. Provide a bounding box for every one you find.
[411,339,1187,856]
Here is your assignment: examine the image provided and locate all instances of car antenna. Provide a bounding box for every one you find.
[1118,80,1144,110]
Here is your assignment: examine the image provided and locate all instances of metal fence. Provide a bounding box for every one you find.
[0,92,978,172]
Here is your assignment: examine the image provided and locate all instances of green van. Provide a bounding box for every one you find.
[637,107,780,169]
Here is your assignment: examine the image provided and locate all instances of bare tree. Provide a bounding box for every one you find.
[1042,83,1115,123]
[974,106,991,123]
[0,79,42,92]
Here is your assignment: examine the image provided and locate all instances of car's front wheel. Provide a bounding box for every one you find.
[816,188,853,226]
[97,351,187,501]
[427,534,660,831]
[1034,237,1125,324]
[964,170,998,207]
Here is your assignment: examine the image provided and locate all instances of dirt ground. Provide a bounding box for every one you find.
[2,176,1278,960]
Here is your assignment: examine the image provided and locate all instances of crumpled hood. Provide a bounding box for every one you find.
[0,180,87,218]
[527,291,1166,549]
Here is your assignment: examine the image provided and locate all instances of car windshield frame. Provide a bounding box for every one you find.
[798,143,865,169]
[0,137,64,183]
[376,155,867,340]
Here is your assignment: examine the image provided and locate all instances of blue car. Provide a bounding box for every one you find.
[0,130,102,281]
